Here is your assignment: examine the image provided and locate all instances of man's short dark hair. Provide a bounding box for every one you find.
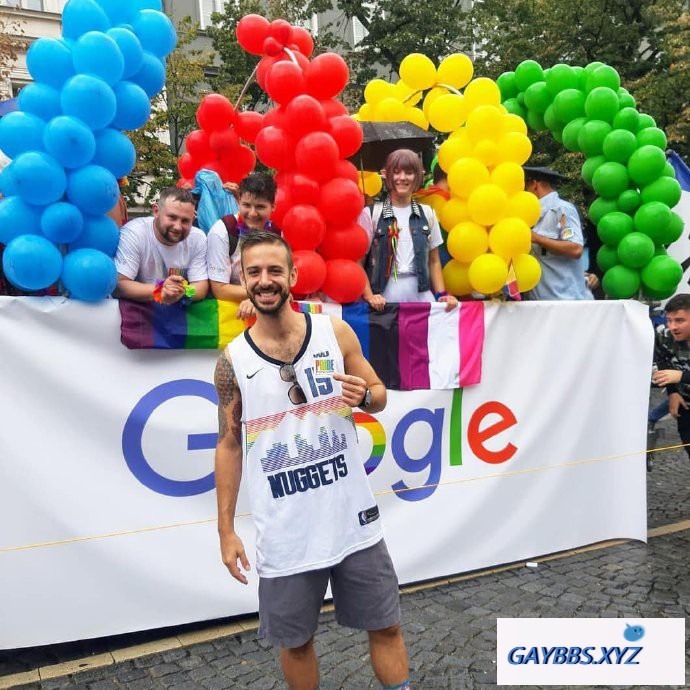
[433,164,447,185]
[239,173,276,203]
[239,230,293,270]
[664,294,690,313]
[158,186,196,207]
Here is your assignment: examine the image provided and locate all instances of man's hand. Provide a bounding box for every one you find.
[219,531,251,585]
[237,298,255,320]
[333,372,367,408]
[653,369,683,387]
[585,273,599,290]
[668,392,689,419]
[365,294,386,311]
[438,294,458,311]
[161,275,186,304]
[223,181,240,200]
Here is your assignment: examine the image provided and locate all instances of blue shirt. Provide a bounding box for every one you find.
[528,191,593,301]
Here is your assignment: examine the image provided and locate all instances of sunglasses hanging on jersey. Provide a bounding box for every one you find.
[279,364,307,405]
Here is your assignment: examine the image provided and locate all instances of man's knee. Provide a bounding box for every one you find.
[369,624,403,643]
[283,636,315,658]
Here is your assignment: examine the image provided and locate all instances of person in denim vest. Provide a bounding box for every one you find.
[359,149,457,311]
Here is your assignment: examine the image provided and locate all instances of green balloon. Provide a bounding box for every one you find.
[617,231,655,269]
[524,81,552,113]
[612,107,640,132]
[586,65,621,92]
[653,245,668,257]
[641,255,683,292]
[662,162,676,177]
[503,98,526,119]
[667,212,685,243]
[617,89,636,109]
[578,120,612,157]
[517,92,525,106]
[617,189,640,213]
[637,113,656,131]
[592,161,630,199]
[584,61,605,76]
[543,103,562,131]
[636,127,667,149]
[597,244,620,272]
[562,117,587,152]
[552,126,564,143]
[642,283,676,300]
[497,71,519,100]
[590,198,620,226]
[602,265,640,298]
[582,155,606,186]
[514,60,544,91]
[634,201,672,241]
[546,64,579,95]
[640,177,682,208]
[526,109,547,132]
[552,88,586,123]
[602,129,638,163]
[584,86,620,122]
[597,210,634,245]
[627,145,667,186]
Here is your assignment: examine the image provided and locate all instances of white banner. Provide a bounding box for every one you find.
[0,298,652,649]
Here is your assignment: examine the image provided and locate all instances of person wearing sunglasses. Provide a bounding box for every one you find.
[213,231,411,690]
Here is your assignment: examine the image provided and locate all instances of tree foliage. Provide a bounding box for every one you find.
[0,12,25,98]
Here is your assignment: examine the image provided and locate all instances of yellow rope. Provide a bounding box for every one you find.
[1,441,686,554]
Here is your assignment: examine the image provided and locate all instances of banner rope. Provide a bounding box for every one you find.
[1,441,685,554]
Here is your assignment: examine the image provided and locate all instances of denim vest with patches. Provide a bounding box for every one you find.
[365,198,431,295]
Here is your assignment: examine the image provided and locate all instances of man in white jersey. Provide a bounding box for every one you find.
[214,232,410,690]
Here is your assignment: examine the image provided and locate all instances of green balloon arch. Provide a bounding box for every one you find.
[498,60,684,299]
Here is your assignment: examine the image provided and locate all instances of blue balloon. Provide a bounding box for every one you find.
[0,163,18,197]
[67,165,119,215]
[61,74,117,131]
[17,83,62,122]
[72,31,125,86]
[0,196,43,245]
[43,116,96,169]
[136,0,164,10]
[111,80,151,130]
[41,202,85,244]
[62,0,110,41]
[93,128,136,178]
[0,111,45,158]
[107,28,144,78]
[26,37,74,88]
[3,234,63,291]
[12,151,67,206]
[62,248,117,301]
[69,214,120,256]
[130,51,166,98]
[96,0,137,25]
[133,9,176,58]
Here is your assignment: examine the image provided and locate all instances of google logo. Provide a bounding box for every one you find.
[353,411,386,475]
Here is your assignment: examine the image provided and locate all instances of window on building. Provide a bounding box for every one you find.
[352,16,368,45]
[0,0,44,10]
[198,0,224,30]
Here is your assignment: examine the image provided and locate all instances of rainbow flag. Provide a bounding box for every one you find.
[119,299,484,390]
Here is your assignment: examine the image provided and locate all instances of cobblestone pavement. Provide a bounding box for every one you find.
[2,389,688,690]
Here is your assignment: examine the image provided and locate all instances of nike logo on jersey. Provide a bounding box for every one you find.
[246,368,262,379]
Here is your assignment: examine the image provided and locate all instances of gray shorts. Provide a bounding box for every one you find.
[258,538,401,649]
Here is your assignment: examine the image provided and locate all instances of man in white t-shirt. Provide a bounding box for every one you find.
[115,187,209,304]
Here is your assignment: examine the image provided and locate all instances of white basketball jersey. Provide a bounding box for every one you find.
[227,313,383,578]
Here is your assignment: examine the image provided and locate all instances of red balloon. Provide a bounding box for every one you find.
[262,105,287,129]
[177,177,193,188]
[209,128,239,156]
[318,177,364,225]
[225,145,256,183]
[272,186,290,226]
[295,131,339,181]
[321,259,367,303]
[288,173,320,206]
[282,204,327,250]
[306,53,349,100]
[285,95,327,139]
[319,223,370,261]
[266,61,305,105]
[256,55,278,89]
[236,14,270,55]
[178,152,198,179]
[321,99,348,118]
[262,36,283,57]
[333,159,359,184]
[269,18,292,45]
[292,250,327,294]
[329,115,363,158]
[255,126,293,170]
[197,94,236,131]
[290,26,314,57]
[235,111,264,144]
[185,129,211,160]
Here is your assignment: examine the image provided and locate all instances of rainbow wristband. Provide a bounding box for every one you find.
[152,280,165,304]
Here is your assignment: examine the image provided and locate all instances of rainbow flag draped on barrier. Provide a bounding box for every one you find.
[119,299,484,390]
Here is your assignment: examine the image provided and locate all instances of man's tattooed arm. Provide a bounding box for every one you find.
[214,352,242,445]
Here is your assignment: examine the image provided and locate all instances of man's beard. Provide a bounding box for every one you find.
[247,285,291,315]
[155,218,184,244]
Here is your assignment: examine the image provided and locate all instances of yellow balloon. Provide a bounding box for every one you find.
[467,183,508,226]
[488,217,532,260]
[501,113,528,136]
[358,103,373,120]
[466,105,504,143]
[399,53,437,91]
[443,259,473,296]
[491,162,525,196]
[447,221,489,263]
[428,94,467,132]
[496,132,532,165]
[406,106,429,130]
[438,197,470,230]
[374,97,407,122]
[419,192,447,214]
[423,87,449,119]
[505,191,541,227]
[512,253,542,292]
[468,253,509,295]
[394,79,422,106]
[463,77,502,112]
[472,139,500,168]
[357,170,383,197]
[438,135,472,172]
[447,157,490,199]
[364,79,393,105]
[437,53,474,90]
